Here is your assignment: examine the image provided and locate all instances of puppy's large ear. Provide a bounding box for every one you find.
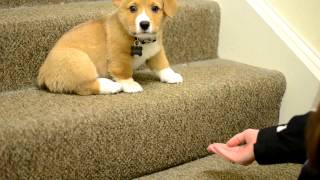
[163,0,178,17]
[112,0,122,7]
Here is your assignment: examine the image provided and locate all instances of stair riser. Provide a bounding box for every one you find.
[0,1,219,92]
[0,0,102,9]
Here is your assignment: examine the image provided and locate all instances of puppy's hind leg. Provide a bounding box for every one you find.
[38,48,122,95]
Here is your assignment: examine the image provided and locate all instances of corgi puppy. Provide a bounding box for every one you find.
[37,0,183,95]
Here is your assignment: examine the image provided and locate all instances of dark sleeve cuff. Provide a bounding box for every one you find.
[254,113,310,165]
[254,126,278,164]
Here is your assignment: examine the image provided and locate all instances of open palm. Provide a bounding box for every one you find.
[207,129,259,166]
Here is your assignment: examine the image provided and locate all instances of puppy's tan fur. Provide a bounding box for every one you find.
[37,0,179,95]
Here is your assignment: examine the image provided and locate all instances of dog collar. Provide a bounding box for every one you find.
[135,37,157,44]
[131,37,157,57]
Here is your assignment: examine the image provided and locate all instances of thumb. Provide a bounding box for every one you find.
[226,132,245,147]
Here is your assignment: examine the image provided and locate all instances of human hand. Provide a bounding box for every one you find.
[207,129,259,166]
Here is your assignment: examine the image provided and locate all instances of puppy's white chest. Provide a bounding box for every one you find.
[133,42,161,70]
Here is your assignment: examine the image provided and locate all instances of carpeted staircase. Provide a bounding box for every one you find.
[0,0,301,179]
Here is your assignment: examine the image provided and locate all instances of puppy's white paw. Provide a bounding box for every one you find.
[157,67,183,84]
[119,78,144,93]
[98,78,122,94]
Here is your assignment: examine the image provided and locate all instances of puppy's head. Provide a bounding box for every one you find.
[113,0,177,40]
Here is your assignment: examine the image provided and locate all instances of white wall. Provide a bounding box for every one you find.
[214,0,320,124]
[266,0,320,53]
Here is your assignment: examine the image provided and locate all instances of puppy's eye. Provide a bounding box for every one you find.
[151,5,159,13]
[129,5,137,13]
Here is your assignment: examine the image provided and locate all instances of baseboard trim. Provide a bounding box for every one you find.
[247,0,320,81]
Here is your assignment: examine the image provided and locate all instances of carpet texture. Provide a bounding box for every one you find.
[0,0,103,8]
[0,59,286,179]
[0,0,219,92]
[0,0,296,179]
[137,155,302,180]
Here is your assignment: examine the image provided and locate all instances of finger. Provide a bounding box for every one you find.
[212,143,240,153]
[211,143,237,162]
[213,144,244,162]
[215,144,254,165]
[226,131,246,147]
[210,143,243,159]
[207,144,217,154]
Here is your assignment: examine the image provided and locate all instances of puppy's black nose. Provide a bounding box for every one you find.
[140,21,150,31]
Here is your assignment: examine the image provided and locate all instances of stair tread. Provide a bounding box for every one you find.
[0,59,286,179]
[137,155,301,180]
[0,0,219,92]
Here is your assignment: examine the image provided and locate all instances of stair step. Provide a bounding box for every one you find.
[0,59,286,179]
[137,155,301,180]
[0,0,219,92]
[0,0,103,9]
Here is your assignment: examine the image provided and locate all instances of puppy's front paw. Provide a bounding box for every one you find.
[119,78,144,93]
[157,67,183,84]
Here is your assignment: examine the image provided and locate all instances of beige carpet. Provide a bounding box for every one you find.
[0,59,286,179]
[137,155,302,180]
[0,0,295,179]
[0,0,103,8]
